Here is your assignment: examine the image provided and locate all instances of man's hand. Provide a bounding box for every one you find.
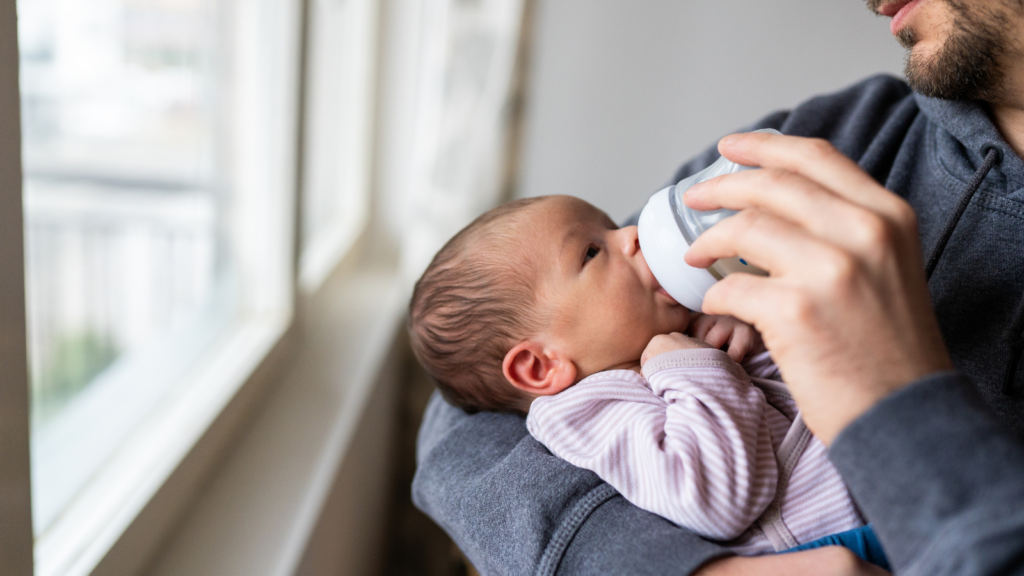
[687,313,766,362]
[695,547,890,576]
[683,131,953,444]
[640,332,713,368]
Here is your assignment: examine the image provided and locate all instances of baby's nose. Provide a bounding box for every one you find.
[617,225,641,256]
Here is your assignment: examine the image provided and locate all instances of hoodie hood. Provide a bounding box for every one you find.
[914,93,1024,191]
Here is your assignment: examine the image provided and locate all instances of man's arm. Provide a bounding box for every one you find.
[413,391,733,575]
[830,373,1024,575]
[683,129,1024,575]
[412,75,917,575]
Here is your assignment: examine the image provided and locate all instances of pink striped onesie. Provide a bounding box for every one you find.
[526,348,865,555]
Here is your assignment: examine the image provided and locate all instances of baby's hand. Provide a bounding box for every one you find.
[687,313,766,362]
[640,332,713,368]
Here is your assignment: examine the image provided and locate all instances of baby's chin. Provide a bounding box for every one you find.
[661,307,693,333]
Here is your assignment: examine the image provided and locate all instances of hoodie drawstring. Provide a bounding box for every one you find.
[922,145,1024,396]
[924,145,1002,277]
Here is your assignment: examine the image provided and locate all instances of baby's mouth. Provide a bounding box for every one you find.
[638,249,679,303]
[651,278,678,303]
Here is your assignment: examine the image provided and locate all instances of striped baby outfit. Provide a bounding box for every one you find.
[526,348,864,555]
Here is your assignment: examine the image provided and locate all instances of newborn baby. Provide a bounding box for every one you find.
[409,195,886,565]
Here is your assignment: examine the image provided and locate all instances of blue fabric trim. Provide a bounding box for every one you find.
[784,524,890,571]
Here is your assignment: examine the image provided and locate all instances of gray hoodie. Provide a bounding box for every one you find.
[412,75,1024,576]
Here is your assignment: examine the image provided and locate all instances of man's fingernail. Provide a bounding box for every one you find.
[720,133,741,146]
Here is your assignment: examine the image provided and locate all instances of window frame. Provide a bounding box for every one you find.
[0,0,35,573]
[297,0,380,292]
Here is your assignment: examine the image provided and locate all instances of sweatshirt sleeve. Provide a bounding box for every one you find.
[413,391,733,576]
[829,371,1024,576]
[527,349,778,541]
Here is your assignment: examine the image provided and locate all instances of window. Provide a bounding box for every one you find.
[299,0,378,290]
[0,0,529,572]
[399,0,527,276]
[17,0,299,573]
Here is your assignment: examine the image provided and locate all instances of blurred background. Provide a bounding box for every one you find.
[516,1,904,222]
[4,0,905,575]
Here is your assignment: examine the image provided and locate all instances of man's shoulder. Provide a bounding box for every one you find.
[667,75,918,187]
[795,74,912,121]
[779,74,916,149]
[742,74,914,138]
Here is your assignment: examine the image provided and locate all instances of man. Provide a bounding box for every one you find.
[413,1,1024,574]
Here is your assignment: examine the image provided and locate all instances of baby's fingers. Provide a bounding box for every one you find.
[702,321,734,351]
[642,332,708,366]
[726,329,753,362]
[688,313,718,342]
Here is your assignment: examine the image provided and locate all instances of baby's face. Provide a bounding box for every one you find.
[521,196,691,379]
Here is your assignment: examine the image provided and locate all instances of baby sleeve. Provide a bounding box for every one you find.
[741,350,781,380]
[526,349,778,541]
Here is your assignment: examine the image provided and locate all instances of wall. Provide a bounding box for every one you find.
[516,0,907,223]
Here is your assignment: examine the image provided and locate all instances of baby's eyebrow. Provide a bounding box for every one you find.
[561,223,585,250]
[557,224,584,269]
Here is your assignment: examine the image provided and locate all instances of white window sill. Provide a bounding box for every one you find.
[142,265,409,576]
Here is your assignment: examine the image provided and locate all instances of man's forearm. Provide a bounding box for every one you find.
[694,547,888,576]
[413,391,730,575]
[830,372,1024,575]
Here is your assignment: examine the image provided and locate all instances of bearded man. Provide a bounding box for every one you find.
[413,2,1024,575]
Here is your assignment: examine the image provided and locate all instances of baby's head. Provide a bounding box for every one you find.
[409,195,691,413]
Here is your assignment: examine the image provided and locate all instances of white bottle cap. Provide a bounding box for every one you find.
[637,186,718,312]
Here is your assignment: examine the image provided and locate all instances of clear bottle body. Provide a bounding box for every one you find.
[669,130,780,279]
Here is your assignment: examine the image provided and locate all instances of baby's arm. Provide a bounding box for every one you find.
[527,337,778,541]
[685,315,780,380]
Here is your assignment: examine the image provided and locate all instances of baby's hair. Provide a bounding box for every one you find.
[408,197,548,414]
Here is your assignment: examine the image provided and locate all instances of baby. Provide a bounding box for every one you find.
[409,195,887,566]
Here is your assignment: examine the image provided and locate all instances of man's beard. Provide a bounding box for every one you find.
[893,0,1018,101]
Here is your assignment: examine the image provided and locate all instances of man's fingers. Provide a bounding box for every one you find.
[684,168,899,251]
[698,272,781,332]
[706,132,912,222]
[684,209,840,276]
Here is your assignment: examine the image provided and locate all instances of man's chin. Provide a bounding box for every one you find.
[900,0,1014,102]
[896,26,917,50]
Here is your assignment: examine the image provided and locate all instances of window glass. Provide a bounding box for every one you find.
[298,0,376,290]
[17,0,289,539]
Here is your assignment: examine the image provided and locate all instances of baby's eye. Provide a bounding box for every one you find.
[584,245,600,263]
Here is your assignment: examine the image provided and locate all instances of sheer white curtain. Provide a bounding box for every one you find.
[396,0,528,279]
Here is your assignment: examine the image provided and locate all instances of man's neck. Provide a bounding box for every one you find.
[990,13,1024,161]
[990,103,1024,161]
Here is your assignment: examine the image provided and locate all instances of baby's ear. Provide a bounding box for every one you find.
[503,340,577,397]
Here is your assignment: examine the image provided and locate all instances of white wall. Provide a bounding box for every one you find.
[516,0,907,223]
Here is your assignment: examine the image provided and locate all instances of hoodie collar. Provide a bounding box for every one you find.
[914,92,1024,189]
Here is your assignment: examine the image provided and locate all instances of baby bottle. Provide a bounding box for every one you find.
[637,129,778,312]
